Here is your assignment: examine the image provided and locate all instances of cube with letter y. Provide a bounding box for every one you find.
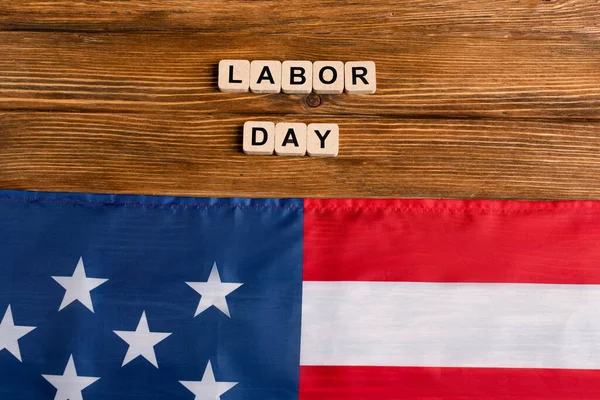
[307,123,339,157]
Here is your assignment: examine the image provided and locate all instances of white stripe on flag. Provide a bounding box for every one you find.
[300,281,600,369]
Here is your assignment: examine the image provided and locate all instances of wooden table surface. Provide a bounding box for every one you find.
[1,1,599,199]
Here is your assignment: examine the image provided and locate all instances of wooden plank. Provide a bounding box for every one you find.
[1,112,599,199]
[1,32,599,118]
[1,0,599,38]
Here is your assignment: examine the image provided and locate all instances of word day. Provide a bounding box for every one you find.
[243,121,339,157]
[219,60,376,95]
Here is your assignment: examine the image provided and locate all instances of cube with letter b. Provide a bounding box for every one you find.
[243,121,275,155]
[282,61,313,94]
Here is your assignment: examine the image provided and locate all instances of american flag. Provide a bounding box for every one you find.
[1,190,599,399]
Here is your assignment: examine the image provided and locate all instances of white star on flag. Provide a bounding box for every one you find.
[179,360,238,400]
[113,311,172,368]
[0,305,36,362]
[186,262,243,318]
[42,354,100,400]
[52,257,108,312]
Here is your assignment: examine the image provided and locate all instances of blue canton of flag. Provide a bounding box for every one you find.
[0,190,303,400]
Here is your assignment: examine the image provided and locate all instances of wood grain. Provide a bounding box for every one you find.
[1,0,599,38]
[1,0,599,199]
[2,113,599,199]
[1,32,599,118]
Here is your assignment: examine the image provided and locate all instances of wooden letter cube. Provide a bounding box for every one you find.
[275,123,307,156]
[307,123,339,157]
[345,61,376,94]
[218,60,250,92]
[313,61,344,94]
[250,60,282,93]
[243,121,275,155]
[282,61,313,94]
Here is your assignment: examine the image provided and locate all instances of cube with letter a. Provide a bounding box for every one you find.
[250,61,282,94]
[275,123,307,156]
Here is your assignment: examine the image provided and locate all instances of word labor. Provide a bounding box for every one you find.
[219,60,376,95]
[243,121,339,157]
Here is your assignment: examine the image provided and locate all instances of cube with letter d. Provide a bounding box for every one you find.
[243,121,275,155]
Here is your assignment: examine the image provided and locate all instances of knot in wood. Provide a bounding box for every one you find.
[306,93,322,108]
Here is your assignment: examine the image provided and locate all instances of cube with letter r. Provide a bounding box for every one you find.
[345,61,376,94]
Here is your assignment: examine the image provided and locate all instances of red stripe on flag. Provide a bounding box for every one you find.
[303,199,600,283]
[299,366,600,400]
